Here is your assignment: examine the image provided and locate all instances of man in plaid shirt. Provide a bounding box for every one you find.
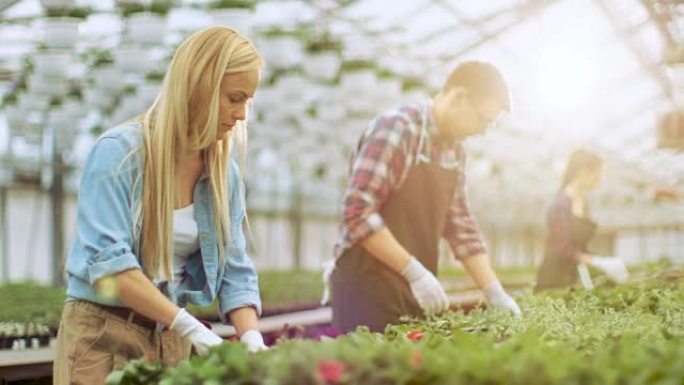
[330,61,521,333]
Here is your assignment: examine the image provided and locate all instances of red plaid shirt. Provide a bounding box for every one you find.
[334,101,486,260]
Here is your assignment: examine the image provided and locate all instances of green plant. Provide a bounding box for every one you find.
[0,283,66,328]
[45,6,92,18]
[340,59,376,72]
[1,92,19,108]
[49,97,63,108]
[84,48,115,68]
[305,31,343,54]
[376,68,397,79]
[90,124,105,136]
[145,71,165,83]
[116,0,146,17]
[260,26,305,39]
[401,76,425,92]
[67,85,83,100]
[109,275,684,385]
[209,0,257,10]
[148,0,176,16]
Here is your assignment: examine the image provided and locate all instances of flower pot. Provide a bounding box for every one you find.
[114,46,152,73]
[42,17,81,49]
[92,66,125,92]
[4,105,28,134]
[136,81,161,105]
[126,12,167,45]
[40,0,74,8]
[259,36,304,69]
[303,52,340,82]
[33,49,72,77]
[340,70,377,94]
[210,8,253,35]
[83,88,116,111]
[18,93,51,112]
[27,73,69,97]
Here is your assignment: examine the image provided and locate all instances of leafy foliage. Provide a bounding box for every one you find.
[109,276,684,385]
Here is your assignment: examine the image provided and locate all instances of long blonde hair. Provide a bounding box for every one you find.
[136,27,261,280]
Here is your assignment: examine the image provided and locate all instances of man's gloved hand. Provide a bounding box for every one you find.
[240,330,268,353]
[170,308,223,355]
[320,259,335,306]
[483,281,521,317]
[401,256,450,315]
[589,256,629,283]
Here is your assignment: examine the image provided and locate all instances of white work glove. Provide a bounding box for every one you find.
[589,256,629,283]
[240,329,268,353]
[401,257,450,315]
[170,308,223,355]
[483,281,521,317]
[577,263,594,289]
[320,259,336,306]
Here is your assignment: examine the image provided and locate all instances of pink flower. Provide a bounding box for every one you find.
[409,348,424,370]
[317,359,345,384]
[406,330,424,341]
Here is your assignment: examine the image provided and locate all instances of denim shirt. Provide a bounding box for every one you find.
[65,121,261,322]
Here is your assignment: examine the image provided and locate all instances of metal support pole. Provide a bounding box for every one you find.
[50,133,65,286]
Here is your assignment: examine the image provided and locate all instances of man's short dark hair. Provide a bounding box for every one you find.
[443,61,511,111]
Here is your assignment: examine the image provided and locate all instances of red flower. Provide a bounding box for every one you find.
[317,359,345,384]
[409,348,424,370]
[406,330,424,341]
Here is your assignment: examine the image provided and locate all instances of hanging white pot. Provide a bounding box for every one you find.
[302,52,340,82]
[61,98,88,121]
[40,0,74,8]
[83,88,116,111]
[42,17,81,49]
[4,105,28,135]
[27,73,69,97]
[209,8,253,35]
[375,78,402,100]
[259,36,304,69]
[136,82,161,106]
[49,109,77,152]
[33,49,72,77]
[92,66,125,92]
[340,69,377,95]
[126,12,167,46]
[113,46,152,73]
[316,103,346,122]
[18,93,51,112]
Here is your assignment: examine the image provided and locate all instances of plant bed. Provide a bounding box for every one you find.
[0,322,52,350]
[108,271,684,385]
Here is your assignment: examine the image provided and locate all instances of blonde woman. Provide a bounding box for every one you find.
[54,27,266,384]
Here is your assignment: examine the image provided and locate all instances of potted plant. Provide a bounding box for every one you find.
[42,6,91,49]
[33,44,72,78]
[209,0,256,34]
[116,0,145,18]
[303,31,342,82]
[86,48,124,93]
[113,45,152,73]
[210,0,256,9]
[400,76,429,102]
[374,68,402,101]
[258,27,306,70]
[339,59,377,97]
[124,1,169,46]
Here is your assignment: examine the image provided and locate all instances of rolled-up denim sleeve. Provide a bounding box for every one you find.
[75,137,141,285]
[218,161,262,322]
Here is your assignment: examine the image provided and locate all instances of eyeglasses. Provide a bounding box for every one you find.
[468,98,497,131]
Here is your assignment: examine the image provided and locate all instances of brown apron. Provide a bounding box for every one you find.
[535,215,597,291]
[332,107,459,333]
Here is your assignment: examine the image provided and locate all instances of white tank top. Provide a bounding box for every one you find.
[170,203,200,281]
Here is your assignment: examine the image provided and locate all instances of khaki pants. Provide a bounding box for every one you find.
[53,301,192,385]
